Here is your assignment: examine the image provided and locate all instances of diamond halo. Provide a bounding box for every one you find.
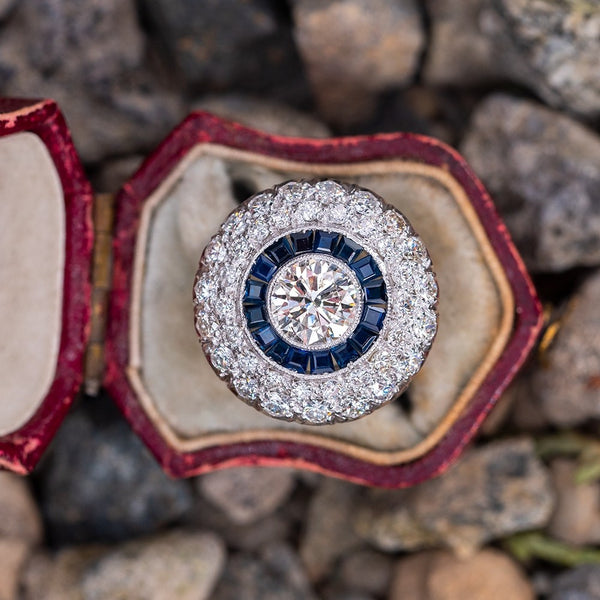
[194,180,438,425]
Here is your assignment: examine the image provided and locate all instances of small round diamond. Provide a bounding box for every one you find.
[268,254,362,350]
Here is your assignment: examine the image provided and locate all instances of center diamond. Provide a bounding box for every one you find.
[268,254,362,350]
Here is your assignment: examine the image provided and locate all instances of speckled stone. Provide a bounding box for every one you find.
[461,94,600,272]
[197,467,296,526]
[355,439,554,556]
[292,0,424,125]
[533,270,600,426]
[390,549,534,600]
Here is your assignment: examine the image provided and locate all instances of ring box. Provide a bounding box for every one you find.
[0,99,542,486]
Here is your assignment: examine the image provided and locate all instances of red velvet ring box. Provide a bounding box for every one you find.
[0,98,542,486]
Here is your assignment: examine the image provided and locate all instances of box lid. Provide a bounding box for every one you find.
[0,99,93,473]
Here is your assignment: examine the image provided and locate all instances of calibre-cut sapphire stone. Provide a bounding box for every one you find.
[244,280,267,304]
[310,350,335,374]
[364,279,387,304]
[349,324,379,354]
[251,255,278,282]
[361,305,386,331]
[245,304,268,330]
[331,342,360,369]
[266,339,291,363]
[351,255,381,282]
[313,231,340,254]
[254,325,278,349]
[290,230,314,253]
[264,237,294,265]
[286,348,310,373]
[333,236,363,263]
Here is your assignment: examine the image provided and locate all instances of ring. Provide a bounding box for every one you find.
[193,180,438,424]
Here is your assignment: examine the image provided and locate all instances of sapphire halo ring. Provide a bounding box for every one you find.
[193,180,438,425]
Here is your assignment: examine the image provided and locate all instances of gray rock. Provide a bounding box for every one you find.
[461,94,600,272]
[337,549,393,596]
[390,549,534,600]
[185,492,295,552]
[425,0,600,118]
[0,472,43,545]
[550,565,600,600]
[0,0,184,163]
[194,95,331,138]
[141,0,307,105]
[423,0,500,86]
[548,459,600,546]
[197,467,296,526]
[482,0,600,118]
[38,401,194,544]
[299,478,363,582]
[81,530,226,600]
[533,270,600,425]
[21,546,107,600]
[355,438,554,556]
[213,542,317,600]
[292,0,424,125]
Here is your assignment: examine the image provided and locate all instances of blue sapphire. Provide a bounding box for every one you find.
[364,279,387,304]
[290,230,314,254]
[254,325,278,350]
[361,305,386,331]
[331,342,360,369]
[349,324,379,354]
[264,237,294,265]
[286,348,310,373]
[251,254,278,282]
[310,350,335,374]
[333,236,363,263]
[313,230,340,254]
[244,304,268,331]
[243,280,267,304]
[351,255,381,282]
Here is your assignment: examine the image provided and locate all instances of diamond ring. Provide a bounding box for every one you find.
[193,180,438,425]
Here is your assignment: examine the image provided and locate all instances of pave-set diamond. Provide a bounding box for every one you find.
[268,254,362,350]
[194,180,438,425]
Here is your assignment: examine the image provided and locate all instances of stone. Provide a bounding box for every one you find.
[292,0,424,125]
[213,542,316,600]
[533,270,600,425]
[37,400,194,544]
[81,530,225,600]
[550,565,600,600]
[355,438,554,556]
[461,94,600,272]
[337,549,393,596]
[481,0,600,118]
[390,549,534,600]
[0,472,43,545]
[0,538,29,600]
[548,460,600,546]
[21,546,106,600]
[423,0,499,86]
[197,466,296,526]
[141,0,307,106]
[194,95,331,138]
[269,255,362,349]
[299,478,363,582]
[0,0,185,163]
